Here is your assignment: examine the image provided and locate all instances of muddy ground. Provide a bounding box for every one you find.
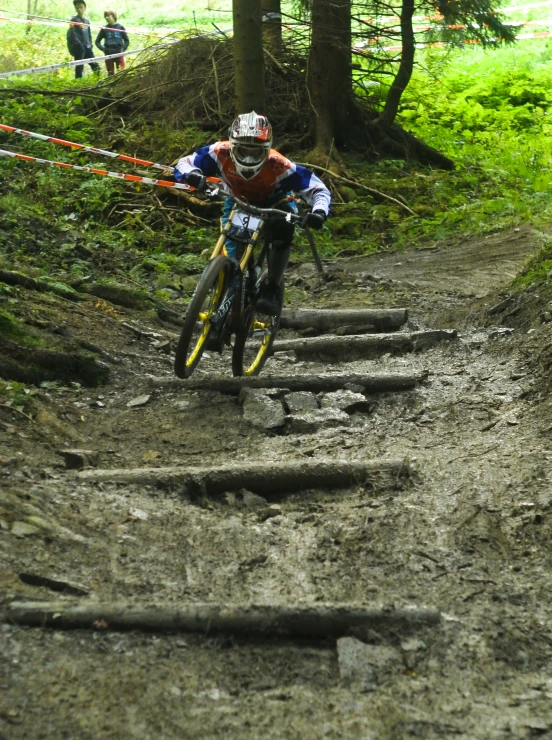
[1,226,552,739]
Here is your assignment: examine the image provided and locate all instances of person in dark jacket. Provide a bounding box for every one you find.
[95,9,129,76]
[67,0,100,79]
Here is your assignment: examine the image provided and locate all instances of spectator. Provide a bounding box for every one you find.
[67,0,100,79]
[95,9,129,76]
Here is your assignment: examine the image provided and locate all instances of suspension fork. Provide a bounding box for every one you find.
[210,213,264,326]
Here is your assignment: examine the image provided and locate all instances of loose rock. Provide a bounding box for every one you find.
[241,390,285,430]
[284,391,319,413]
[225,489,268,508]
[11,521,40,538]
[273,350,298,364]
[400,637,427,669]
[127,394,151,408]
[320,390,371,413]
[286,408,350,434]
[58,449,100,470]
[259,504,282,521]
[337,637,401,690]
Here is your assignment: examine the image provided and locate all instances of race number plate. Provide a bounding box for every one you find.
[231,210,261,232]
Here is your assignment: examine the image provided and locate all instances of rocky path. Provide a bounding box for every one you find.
[1,227,552,739]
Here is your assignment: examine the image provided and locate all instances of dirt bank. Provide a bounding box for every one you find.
[1,226,552,739]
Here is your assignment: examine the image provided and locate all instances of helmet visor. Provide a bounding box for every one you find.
[234,144,267,167]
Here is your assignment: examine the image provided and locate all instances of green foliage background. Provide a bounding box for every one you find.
[0,4,551,290]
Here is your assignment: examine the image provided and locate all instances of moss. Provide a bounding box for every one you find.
[328,216,367,239]
[336,186,357,203]
[0,310,46,349]
[85,281,153,309]
[512,250,552,291]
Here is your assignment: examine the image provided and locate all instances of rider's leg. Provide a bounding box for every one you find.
[256,217,295,314]
[220,197,239,260]
[267,240,292,286]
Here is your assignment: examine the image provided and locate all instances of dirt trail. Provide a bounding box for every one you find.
[343,227,537,297]
[2,227,552,739]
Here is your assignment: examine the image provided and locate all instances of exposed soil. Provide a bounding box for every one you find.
[2,226,552,739]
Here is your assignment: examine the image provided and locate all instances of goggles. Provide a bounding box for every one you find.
[233,144,268,166]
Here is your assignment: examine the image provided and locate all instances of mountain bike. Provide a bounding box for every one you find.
[174,181,303,378]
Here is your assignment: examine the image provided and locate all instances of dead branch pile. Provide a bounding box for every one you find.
[98,36,312,149]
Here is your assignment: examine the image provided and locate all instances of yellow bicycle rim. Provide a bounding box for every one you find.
[185,269,225,368]
[242,324,272,375]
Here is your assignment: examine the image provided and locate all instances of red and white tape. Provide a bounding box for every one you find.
[0,123,174,172]
[0,12,168,38]
[0,146,192,190]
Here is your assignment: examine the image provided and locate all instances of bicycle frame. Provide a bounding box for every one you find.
[206,183,300,273]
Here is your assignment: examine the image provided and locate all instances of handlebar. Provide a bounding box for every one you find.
[203,180,304,223]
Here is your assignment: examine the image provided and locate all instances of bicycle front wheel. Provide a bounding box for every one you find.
[174,255,229,379]
[232,275,284,377]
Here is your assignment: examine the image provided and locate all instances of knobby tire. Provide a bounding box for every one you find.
[174,255,229,379]
[232,275,284,377]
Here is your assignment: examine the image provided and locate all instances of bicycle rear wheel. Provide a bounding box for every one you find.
[174,255,229,379]
[231,274,284,377]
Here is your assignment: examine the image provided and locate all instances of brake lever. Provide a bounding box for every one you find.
[204,185,221,199]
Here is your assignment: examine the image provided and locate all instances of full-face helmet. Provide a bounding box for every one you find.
[229,111,272,179]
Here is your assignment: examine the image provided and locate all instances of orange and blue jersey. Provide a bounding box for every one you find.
[174,141,332,215]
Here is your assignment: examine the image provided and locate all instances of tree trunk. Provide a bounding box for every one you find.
[77,458,410,490]
[267,330,457,361]
[261,0,282,49]
[377,0,415,128]
[279,308,409,332]
[148,371,428,392]
[379,121,455,170]
[233,0,265,114]
[307,0,352,151]
[5,602,441,636]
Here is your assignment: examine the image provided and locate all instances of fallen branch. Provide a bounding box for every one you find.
[4,601,441,636]
[280,308,408,332]
[148,371,428,393]
[0,403,34,422]
[268,330,457,361]
[296,163,418,216]
[18,573,89,597]
[77,458,410,490]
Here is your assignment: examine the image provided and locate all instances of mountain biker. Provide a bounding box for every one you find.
[173,111,331,315]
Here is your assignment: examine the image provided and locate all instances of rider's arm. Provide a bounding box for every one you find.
[279,164,332,217]
[174,144,220,183]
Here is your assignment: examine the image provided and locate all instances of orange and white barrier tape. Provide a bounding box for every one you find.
[0,8,183,39]
[0,146,193,190]
[0,123,174,172]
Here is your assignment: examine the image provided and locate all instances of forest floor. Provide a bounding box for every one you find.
[1,225,552,739]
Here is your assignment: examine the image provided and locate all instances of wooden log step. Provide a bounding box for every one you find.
[0,268,85,302]
[267,330,457,361]
[77,458,410,491]
[149,371,428,393]
[4,602,441,637]
[280,307,408,332]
